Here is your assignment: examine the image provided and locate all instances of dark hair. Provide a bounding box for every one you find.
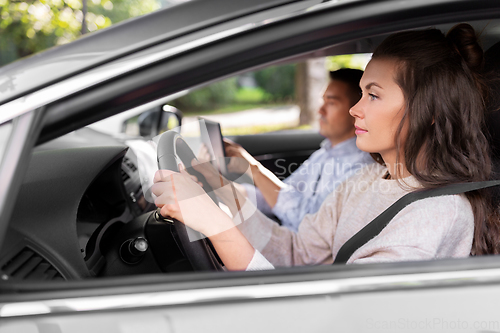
[329,68,363,105]
[372,23,500,255]
[483,41,500,160]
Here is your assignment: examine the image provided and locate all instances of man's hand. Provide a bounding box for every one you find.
[224,139,285,208]
[224,138,258,174]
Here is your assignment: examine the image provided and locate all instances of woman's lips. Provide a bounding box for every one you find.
[355,126,368,135]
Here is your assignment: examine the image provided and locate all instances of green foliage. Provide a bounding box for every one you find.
[221,123,311,136]
[254,64,296,102]
[0,0,161,66]
[0,0,83,64]
[234,87,269,104]
[87,0,160,29]
[326,54,371,71]
[170,65,296,113]
[185,103,277,116]
[170,77,239,112]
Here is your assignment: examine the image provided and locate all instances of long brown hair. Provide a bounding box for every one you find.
[372,24,500,255]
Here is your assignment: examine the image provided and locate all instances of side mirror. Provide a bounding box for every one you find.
[159,105,183,134]
[132,105,183,138]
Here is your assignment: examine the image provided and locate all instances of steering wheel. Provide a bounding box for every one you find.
[156,131,224,271]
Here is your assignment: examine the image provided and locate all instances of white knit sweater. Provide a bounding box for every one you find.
[239,163,474,269]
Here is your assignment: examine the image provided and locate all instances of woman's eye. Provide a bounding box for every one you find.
[368,93,378,101]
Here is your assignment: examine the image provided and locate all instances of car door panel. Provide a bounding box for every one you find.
[228,131,324,178]
[3,260,500,333]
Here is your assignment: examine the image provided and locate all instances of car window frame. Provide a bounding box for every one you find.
[0,109,45,253]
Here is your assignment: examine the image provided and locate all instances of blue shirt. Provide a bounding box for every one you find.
[243,136,373,231]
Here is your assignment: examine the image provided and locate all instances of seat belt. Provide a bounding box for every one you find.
[333,180,500,264]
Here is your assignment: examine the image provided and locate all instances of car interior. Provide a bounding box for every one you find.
[2,17,500,283]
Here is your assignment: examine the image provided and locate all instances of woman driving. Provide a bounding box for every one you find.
[151,23,500,270]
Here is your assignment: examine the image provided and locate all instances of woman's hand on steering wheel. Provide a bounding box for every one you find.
[151,165,234,237]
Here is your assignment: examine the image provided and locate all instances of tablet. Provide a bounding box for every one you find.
[198,118,228,175]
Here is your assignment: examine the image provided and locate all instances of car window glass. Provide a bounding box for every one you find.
[0,0,190,67]
[167,54,371,137]
[87,54,370,140]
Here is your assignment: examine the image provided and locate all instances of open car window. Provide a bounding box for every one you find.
[89,55,371,139]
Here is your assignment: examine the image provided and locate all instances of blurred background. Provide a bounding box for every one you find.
[0,0,370,135]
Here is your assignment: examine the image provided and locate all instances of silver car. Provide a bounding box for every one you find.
[1,0,500,332]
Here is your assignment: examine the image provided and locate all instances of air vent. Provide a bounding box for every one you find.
[1,247,65,281]
[123,157,137,172]
[121,169,130,182]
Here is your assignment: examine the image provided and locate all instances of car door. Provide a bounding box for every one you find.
[3,1,500,332]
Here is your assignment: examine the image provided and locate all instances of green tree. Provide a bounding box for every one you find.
[254,64,296,102]
[170,78,239,112]
[87,0,160,31]
[0,0,160,66]
[326,54,371,71]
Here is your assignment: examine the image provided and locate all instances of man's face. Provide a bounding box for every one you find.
[318,80,356,145]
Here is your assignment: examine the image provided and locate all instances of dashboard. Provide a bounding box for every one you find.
[0,128,161,281]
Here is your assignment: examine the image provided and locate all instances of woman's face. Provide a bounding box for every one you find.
[349,58,406,163]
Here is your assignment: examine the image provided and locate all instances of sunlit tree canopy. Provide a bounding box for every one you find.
[0,0,162,66]
[326,54,372,71]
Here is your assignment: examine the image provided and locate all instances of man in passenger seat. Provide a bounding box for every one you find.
[224,68,374,231]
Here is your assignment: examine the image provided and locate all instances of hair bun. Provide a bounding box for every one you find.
[446,23,484,72]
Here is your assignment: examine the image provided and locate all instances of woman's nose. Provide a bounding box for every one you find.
[349,100,363,118]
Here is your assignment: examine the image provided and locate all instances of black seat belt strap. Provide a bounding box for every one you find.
[333,180,500,264]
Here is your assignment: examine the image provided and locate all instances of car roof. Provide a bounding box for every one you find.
[0,0,305,106]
